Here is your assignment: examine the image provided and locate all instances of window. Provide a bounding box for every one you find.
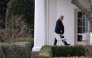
[77,11,88,41]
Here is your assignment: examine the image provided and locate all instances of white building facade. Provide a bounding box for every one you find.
[32,0,91,52]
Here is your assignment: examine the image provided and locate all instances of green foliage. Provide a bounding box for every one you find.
[52,46,85,57]
[1,43,12,58]
[0,30,4,42]
[36,45,86,58]
[28,38,34,49]
[0,42,33,58]
[36,45,53,58]
[6,0,34,37]
[0,45,6,58]
[54,56,87,58]
[0,0,10,28]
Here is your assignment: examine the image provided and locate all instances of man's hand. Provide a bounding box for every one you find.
[60,30,62,33]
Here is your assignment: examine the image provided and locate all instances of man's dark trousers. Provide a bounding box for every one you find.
[54,38,57,45]
[54,35,70,45]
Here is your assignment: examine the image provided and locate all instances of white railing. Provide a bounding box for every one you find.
[82,32,90,45]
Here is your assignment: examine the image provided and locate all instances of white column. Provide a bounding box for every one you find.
[32,0,46,52]
[90,32,92,45]
[90,0,92,45]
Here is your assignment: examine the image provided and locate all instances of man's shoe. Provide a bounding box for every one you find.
[62,40,70,46]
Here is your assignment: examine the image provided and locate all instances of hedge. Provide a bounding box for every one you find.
[36,45,86,58]
[36,46,53,58]
[0,45,6,58]
[52,46,85,57]
[27,38,34,49]
[54,56,87,58]
[0,30,4,42]
[0,41,33,58]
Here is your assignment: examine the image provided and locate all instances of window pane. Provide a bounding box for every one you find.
[78,19,82,26]
[85,19,88,26]
[78,12,82,18]
[78,27,82,33]
[83,19,85,26]
[83,18,88,27]
[77,35,82,41]
[83,27,88,33]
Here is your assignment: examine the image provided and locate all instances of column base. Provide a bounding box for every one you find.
[32,46,41,51]
[31,51,39,58]
[31,47,41,58]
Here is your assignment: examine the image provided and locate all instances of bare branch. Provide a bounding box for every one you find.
[0,15,32,43]
[71,0,91,18]
[88,0,91,3]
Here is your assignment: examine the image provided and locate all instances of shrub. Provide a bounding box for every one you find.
[0,43,10,58]
[54,56,87,58]
[52,46,85,57]
[6,0,34,37]
[0,30,4,42]
[0,45,6,58]
[36,45,53,58]
[0,42,32,58]
[27,38,34,48]
[36,45,86,58]
[1,15,32,43]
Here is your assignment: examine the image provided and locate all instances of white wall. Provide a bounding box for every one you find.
[56,0,76,45]
[48,0,90,45]
[48,0,57,45]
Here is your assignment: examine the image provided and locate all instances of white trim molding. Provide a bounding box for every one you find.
[47,0,49,45]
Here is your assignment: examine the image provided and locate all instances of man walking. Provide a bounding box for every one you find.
[54,15,70,46]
